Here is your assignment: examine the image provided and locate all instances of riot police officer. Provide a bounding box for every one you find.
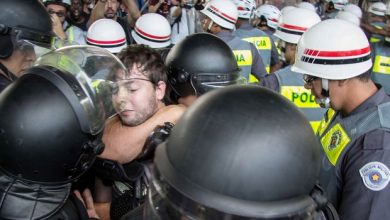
[121,85,338,220]
[0,46,126,219]
[293,19,390,219]
[165,32,243,106]
[0,0,53,92]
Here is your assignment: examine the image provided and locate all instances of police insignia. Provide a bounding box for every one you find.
[359,162,390,191]
[328,130,341,151]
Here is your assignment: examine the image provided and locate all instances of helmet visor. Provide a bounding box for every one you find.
[34,45,127,135]
[190,71,247,96]
[144,168,272,220]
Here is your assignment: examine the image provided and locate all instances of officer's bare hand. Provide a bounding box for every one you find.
[74,189,101,219]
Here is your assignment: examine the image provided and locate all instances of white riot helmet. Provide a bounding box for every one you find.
[43,0,71,8]
[368,2,387,16]
[131,13,171,48]
[326,0,348,10]
[292,19,372,80]
[255,4,282,29]
[87,19,127,53]
[343,4,362,18]
[297,2,316,12]
[201,0,238,30]
[274,8,321,44]
[336,11,360,26]
[281,5,296,15]
[232,0,256,19]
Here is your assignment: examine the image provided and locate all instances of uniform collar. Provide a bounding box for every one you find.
[238,21,253,30]
[215,31,235,41]
[349,85,390,116]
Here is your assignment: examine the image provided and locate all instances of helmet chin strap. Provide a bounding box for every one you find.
[207,20,214,33]
[315,78,331,108]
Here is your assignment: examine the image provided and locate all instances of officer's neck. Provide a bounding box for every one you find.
[339,79,378,116]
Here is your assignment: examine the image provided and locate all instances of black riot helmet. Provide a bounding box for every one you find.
[0,45,126,184]
[147,85,326,219]
[165,33,242,100]
[0,0,53,58]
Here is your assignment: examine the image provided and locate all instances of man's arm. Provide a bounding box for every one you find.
[100,104,186,164]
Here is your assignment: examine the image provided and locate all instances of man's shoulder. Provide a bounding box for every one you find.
[362,128,390,151]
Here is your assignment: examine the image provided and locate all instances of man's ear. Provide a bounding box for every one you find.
[155,81,166,101]
[338,79,349,87]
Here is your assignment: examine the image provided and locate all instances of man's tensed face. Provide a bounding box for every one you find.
[112,64,160,126]
[102,0,119,19]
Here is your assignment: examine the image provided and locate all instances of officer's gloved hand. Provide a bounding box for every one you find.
[136,122,174,162]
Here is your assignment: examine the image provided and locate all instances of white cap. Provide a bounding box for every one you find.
[131,13,171,48]
[336,11,360,26]
[87,19,127,54]
[292,19,372,80]
[343,4,362,18]
[297,2,316,12]
[274,8,321,44]
[368,2,387,16]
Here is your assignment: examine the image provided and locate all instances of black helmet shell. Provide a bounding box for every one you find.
[165,33,240,98]
[154,85,321,218]
[0,67,103,184]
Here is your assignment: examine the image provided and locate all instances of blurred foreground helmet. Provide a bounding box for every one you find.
[255,4,281,29]
[0,45,127,184]
[201,0,238,30]
[147,85,324,219]
[132,13,172,48]
[165,33,241,98]
[275,8,321,44]
[87,19,128,54]
[0,0,53,58]
[292,19,372,80]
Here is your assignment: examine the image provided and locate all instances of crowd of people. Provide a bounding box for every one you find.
[1,0,390,219]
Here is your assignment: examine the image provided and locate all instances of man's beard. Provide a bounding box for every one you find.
[119,95,159,127]
[104,9,116,19]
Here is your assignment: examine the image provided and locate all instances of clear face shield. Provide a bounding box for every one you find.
[34,45,128,135]
[8,25,55,56]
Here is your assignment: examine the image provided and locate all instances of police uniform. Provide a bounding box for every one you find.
[372,41,390,93]
[260,65,326,131]
[369,21,385,44]
[216,31,267,81]
[233,22,279,75]
[316,86,390,219]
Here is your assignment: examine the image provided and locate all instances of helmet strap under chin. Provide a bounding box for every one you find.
[315,79,331,108]
[207,20,214,33]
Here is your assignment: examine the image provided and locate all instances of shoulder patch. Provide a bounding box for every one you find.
[359,161,390,191]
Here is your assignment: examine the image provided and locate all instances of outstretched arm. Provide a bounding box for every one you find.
[100,104,186,164]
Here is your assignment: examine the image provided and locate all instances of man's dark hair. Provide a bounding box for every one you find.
[117,44,171,103]
[357,69,372,82]
[117,44,167,84]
